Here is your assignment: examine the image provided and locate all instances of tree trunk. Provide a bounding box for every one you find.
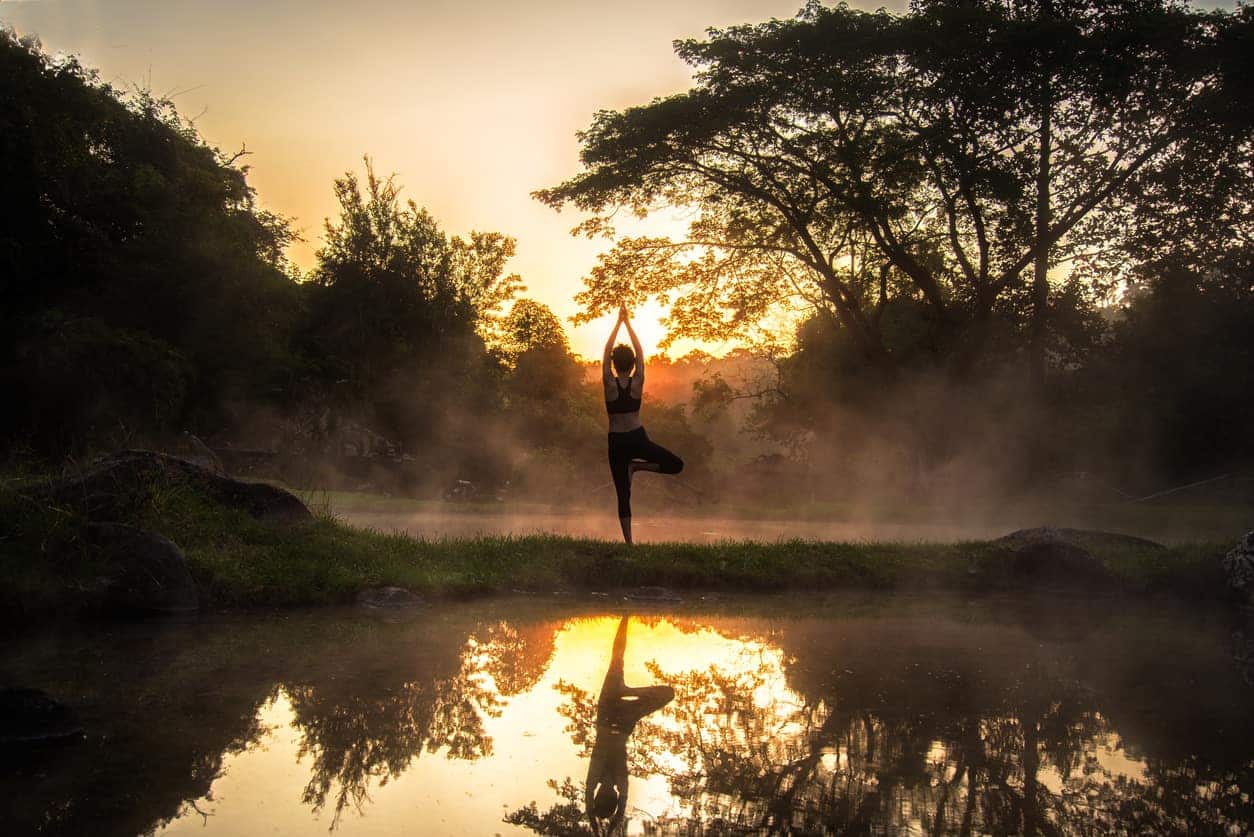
[1030,3,1054,388]
[1021,717,1041,837]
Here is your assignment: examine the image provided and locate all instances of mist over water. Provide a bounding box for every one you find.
[341,510,1012,544]
[336,489,1248,544]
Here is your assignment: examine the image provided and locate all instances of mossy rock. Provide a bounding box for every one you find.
[994,527,1140,591]
[85,523,199,614]
[38,450,312,526]
[998,527,1166,554]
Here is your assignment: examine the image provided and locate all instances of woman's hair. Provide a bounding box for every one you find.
[611,344,635,375]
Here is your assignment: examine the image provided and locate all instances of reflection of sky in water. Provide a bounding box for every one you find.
[158,617,792,835]
[150,611,1189,836]
[6,596,1248,835]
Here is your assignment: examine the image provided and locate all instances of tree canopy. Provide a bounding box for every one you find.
[539,0,1254,376]
[5,11,1253,502]
[0,28,299,449]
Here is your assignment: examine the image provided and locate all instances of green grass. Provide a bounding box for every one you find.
[0,471,1238,619]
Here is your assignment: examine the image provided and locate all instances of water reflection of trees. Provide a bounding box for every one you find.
[6,603,1250,835]
[0,606,565,835]
[286,669,501,825]
[282,616,560,826]
[471,619,559,697]
[509,613,1254,836]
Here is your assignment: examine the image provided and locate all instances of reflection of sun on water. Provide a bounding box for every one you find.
[546,615,791,688]
[154,611,1169,837]
[160,614,792,836]
[505,615,804,832]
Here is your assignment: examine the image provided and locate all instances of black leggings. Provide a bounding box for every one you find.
[607,427,683,518]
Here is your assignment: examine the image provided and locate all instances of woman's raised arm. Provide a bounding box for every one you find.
[602,309,624,382]
[621,309,644,384]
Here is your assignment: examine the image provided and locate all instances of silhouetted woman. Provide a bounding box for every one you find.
[585,616,674,835]
[603,305,683,544]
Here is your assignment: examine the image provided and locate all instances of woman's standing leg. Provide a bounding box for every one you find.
[608,435,633,544]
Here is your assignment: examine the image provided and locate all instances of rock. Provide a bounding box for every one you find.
[1223,531,1254,605]
[624,586,683,603]
[40,449,312,526]
[215,479,313,526]
[998,526,1166,553]
[356,586,424,608]
[85,523,199,614]
[994,528,1121,591]
[0,688,83,746]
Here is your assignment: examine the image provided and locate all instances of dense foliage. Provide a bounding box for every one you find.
[0,29,604,497]
[542,0,1252,368]
[0,30,301,451]
[4,0,1253,510]
[540,0,1254,497]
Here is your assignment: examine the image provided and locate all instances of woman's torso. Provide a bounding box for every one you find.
[605,376,642,433]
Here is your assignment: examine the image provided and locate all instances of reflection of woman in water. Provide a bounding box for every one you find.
[586,616,674,836]
[603,305,684,545]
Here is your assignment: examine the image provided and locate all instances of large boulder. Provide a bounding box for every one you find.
[1223,531,1254,606]
[0,688,83,746]
[998,526,1166,553]
[41,449,312,526]
[994,527,1137,591]
[85,523,199,614]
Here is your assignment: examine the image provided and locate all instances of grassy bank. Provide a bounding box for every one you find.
[314,487,1254,546]
[0,467,1234,619]
[184,522,1231,605]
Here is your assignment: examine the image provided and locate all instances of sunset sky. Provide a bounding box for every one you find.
[2,0,1232,357]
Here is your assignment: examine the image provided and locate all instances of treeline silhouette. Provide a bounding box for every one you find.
[538,0,1254,516]
[0,30,610,500]
[3,6,1253,516]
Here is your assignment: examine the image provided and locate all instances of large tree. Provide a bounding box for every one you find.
[538,0,1252,379]
[302,159,522,447]
[0,29,300,451]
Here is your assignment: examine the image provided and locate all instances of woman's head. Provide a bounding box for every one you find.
[611,344,635,376]
[591,783,621,819]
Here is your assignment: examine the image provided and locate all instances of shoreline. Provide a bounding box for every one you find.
[2,456,1242,625]
[1,513,1236,625]
[316,488,1254,547]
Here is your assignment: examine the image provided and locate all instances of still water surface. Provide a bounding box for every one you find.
[3,594,1252,835]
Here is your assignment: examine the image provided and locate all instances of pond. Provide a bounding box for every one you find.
[2,593,1251,835]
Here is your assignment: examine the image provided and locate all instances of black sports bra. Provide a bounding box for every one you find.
[606,378,642,415]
